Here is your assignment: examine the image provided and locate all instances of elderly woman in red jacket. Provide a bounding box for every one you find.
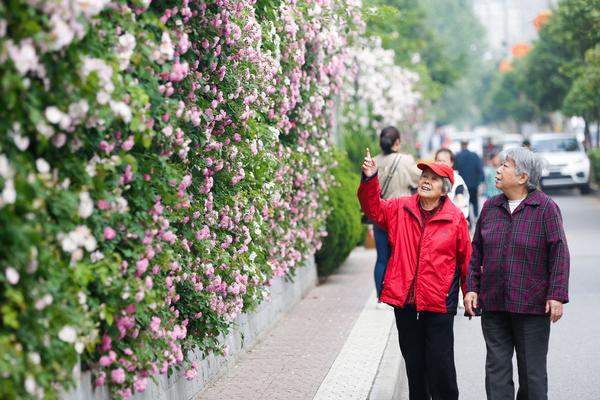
[358,153,472,400]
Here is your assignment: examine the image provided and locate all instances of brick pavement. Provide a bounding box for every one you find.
[196,247,383,400]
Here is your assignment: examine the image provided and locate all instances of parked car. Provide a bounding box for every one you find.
[530,133,591,194]
[495,133,524,151]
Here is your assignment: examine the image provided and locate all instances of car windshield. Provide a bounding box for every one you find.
[532,138,579,152]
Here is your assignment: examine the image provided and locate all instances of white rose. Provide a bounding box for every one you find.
[49,15,75,50]
[24,375,37,395]
[35,158,50,174]
[12,134,30,151]
[36,121,54,139]
[58,326,77,343]
[6,40,39,76]
[45,106,63,124]
[110,101,132,123]
[60,234,78,253]
[75,341,85,354]
[1,180,16,205]
[5,266,20,285]
[28,352,41,365]
[78,191,94,218]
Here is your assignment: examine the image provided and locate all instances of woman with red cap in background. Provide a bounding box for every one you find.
[358,153,472,400]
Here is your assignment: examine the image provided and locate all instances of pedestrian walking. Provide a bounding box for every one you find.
[358,156,472,400]
[454,140,484,222]
[464,147,570,400]
[370,126,421,301]
[434,148,469,220]
[483,152,501,199]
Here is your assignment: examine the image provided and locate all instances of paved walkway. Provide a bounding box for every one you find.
[196,247,400,400]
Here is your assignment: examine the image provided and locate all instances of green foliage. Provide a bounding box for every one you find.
[363,0,458,101]
[315,150,363,276]
[341,130,380,174]
[589,149,600,184]
[481,65,539,125]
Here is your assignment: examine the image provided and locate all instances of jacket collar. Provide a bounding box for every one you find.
[405,194,455,223]
[491,189,543,208]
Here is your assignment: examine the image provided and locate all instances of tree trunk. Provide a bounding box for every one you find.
[584,118,591,151]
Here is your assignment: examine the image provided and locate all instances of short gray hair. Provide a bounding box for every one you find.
[499,147,542,190]
[442,177,452,195]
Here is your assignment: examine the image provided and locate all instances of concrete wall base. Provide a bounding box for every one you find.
[62,257,318,400]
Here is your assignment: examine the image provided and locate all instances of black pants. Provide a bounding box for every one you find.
[394,306,458,400]
[482,311,551,400]
[467,186,479,218]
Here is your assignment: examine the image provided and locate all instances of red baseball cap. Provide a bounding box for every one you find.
[416,162,455,185]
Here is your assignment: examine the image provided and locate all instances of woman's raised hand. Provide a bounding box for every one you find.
[362,147,377,178]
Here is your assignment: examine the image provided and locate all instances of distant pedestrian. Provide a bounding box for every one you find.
[435,148,469,220]
[370,126,421,301]
[454,140,484,221]
[464,147,570,400]
[359,155,471,400]
[483,152,501,199]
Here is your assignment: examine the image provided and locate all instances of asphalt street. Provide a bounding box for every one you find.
[453,190,600,400]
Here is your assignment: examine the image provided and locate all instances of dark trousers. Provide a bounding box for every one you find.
[467,186,479,218]
[482,311,551,400]
[394,306,458,400]
[373,224,390,299]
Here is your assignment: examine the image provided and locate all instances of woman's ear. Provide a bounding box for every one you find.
[518,172,529,185]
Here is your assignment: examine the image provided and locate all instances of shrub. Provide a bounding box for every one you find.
[316,150,364,276]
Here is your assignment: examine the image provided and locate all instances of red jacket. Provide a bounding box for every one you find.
[358,175,472,313]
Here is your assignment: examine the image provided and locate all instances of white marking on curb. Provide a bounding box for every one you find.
[313,292,395,400]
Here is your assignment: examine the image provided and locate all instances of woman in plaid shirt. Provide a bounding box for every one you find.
[465,147,570,400]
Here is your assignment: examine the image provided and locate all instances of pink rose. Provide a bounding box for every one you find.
[111,367,126,384]
[95,371,106,387]
[184,366,197,380]
[104,227,117,240]
[122,136,134,151]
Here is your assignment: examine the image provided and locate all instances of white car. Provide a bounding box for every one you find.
[530,133,591,194]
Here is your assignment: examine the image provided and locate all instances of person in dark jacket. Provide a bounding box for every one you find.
[454,140,484,221]
[359,155,472,400]
[465,147,570,400]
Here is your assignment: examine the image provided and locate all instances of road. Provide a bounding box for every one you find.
[454,190,600,399]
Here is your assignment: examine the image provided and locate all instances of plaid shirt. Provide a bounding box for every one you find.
[467,190,570,315]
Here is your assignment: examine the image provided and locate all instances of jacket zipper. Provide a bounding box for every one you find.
[415,226,425,320]
[406,207,426,320]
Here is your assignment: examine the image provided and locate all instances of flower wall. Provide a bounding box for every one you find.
[342,37,423,139]
[0,1,362,398]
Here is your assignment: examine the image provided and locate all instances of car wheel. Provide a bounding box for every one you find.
[579,183,591,195]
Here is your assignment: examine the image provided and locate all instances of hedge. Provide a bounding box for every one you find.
[0,1,362,398]
[315,150,364,276]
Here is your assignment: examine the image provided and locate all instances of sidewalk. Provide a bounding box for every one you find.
[195,247,403,400]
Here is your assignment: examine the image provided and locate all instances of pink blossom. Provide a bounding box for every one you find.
[184,366,197,380]
[111,368,126,384]
[95,371,106,387]
[99,355,113,367]
[122,136,134,151]
[134,375,148,392]
[100,335,112,352]
[104,227,117,240]
[136,258,149,275]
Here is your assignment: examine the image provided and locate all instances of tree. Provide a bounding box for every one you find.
[363,0,459,101]
[419,0,488,126]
